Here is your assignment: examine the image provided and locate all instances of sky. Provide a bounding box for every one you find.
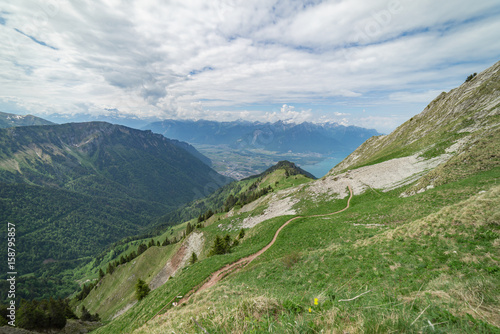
[1,0,499,133]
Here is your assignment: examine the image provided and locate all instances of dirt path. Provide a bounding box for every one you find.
[177,185,353,305]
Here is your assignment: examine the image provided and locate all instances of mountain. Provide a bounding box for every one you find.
[168,138,212,167]
[0,122,226,204]
[245,160,316,180]
[143,119,380,179]
[0,122,231,300]
[44,112,160,130]
[143,119,380,154]
[0,111,54,128]
[75,62,499,334]
[332,61,500,176]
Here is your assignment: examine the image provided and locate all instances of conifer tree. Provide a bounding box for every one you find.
[190,252,198,264]
[135,279,150,301]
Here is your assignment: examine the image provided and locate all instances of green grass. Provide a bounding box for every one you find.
[93,165,499,333]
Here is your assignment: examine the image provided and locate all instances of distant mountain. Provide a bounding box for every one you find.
[44,112,160,130]
[143,119,380,154]
[0,111,54,128]
[0,122,227,204]
[0,122,231,295]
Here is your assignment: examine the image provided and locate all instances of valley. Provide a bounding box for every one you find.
[195,144,349,179]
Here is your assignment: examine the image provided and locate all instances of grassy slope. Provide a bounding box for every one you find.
[82,244,179,320]
[73,169,311,319]
[332,61,500,173]
[91,165,499,333]
[154,167,312,228]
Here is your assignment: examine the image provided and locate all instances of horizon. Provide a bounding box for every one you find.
[1,1,500,133]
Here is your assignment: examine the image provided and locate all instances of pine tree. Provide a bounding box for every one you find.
[135,279,150,301]
[107,262,115,275]
[223,234,232,253]
[98,268,105,280]
[48,298,66,329]
[186,222,193,235]
[80,305,91,321]
[190,252,198,264]
[209,235,225,256]
[137,243,147,255]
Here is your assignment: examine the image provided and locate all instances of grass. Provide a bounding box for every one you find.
[81,153,500,334]
[92,164,500,333]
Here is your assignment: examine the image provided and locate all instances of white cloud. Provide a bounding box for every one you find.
[1,0,499,133]
[389,90,443,103]
[264,104,313,124]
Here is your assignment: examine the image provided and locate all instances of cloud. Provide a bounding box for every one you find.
[1,0,499,133]
[389,90,443,103]
[263,104,313,124]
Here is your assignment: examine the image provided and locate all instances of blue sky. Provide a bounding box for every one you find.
[1,0,499,133]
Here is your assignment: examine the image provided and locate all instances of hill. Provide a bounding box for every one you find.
[0,122,227,205]
[245,160,316,180]
[71,160,314,321]
[154,160,314,231]
[0,122,231,301]
[0,111,54,128]
[79,61,499,333]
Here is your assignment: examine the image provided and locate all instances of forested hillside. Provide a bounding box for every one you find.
[0,122,231,301]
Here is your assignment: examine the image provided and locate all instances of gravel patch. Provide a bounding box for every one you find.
[309,153,451,197]
[149,232,204,291]
[240,191,300,229]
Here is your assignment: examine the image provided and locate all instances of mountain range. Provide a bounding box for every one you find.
[143,119,380,154]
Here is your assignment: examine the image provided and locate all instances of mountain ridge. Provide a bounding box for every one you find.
[0,111,55,128]
[143,119,380,154]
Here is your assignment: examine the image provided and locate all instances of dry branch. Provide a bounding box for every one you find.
[192,317,209,334]
[338,290,371,302]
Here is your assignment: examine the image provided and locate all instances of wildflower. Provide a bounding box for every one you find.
[308,307,312,313]
[314,298,318,305]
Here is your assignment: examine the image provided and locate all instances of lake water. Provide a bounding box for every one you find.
[300,153,350,178]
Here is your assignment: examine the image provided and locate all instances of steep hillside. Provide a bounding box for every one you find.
[0,122,229,205]
[0,122,231,301]
[0,111,54,128]
[154,160,314,229]
[87,62,499,333]
[245,160,316,180]
[74,162,313,320]
[333,60,500,174]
